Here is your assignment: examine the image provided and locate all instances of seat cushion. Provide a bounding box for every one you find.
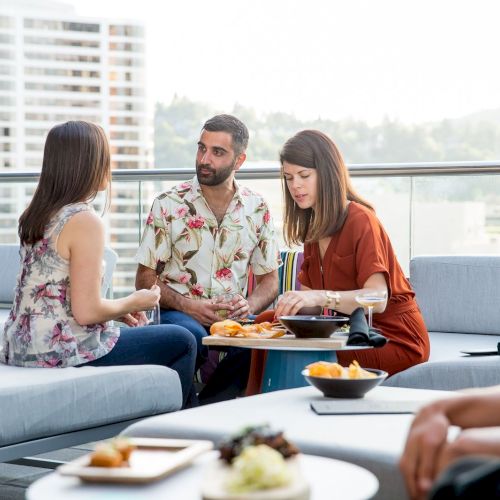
[410,256,500,335]
[428,331,500,362]
[0,244,19,304]
[0,363,182,447]
[383,331,500,390]
[0,308,9,331]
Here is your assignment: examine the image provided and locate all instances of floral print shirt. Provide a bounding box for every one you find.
[0,203,119,368]
[136,176,281,299]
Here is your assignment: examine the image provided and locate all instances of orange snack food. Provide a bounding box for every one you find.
[210,320,286,339]
[89,444,124,468]
[112,438,136,461]
[307,360,376,379]
[210,320,243,336]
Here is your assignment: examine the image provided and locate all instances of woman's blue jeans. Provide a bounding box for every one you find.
[83,324,197,408]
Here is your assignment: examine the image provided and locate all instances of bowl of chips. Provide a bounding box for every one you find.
[302,361,387,398]
[278,315,349,338]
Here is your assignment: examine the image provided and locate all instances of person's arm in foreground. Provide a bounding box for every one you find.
[399,386,500,500]
[274,272,388,317]
[62,211,160,326]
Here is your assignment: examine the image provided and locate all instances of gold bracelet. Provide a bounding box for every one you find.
[324,291,340,309]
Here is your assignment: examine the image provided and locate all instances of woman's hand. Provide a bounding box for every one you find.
[118,311,148,327]
[275,290,325,317]
[129,285,161,311]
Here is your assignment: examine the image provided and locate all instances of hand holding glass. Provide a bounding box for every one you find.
[355,290,387,327]
[212,293,236,319]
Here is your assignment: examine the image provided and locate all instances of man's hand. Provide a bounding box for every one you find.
[274,290,324,317]
[228,294,251,320]
[187,298,234,327]
[399,404,451,500]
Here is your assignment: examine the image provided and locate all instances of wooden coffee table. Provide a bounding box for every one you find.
[203,334,371,392]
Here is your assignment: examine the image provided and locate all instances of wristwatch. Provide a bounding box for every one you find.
[324,291,340,309]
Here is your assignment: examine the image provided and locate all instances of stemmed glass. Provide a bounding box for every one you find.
[355,290,387,328]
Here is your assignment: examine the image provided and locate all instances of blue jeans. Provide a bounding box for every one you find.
[83,325,196,408]
[159,309,251,404]
[160,309,209,366]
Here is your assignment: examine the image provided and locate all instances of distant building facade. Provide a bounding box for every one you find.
[0,0,152,295]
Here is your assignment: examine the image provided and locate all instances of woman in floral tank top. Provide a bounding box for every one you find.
[1,121,197,407]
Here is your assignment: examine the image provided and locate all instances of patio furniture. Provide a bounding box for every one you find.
[27,452,379,500]
[0,243,183,466]
[203,334,371,392]
[384,256,500,390]
[121,385,454,500]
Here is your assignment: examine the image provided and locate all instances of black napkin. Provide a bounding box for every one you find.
[347,307,388,348]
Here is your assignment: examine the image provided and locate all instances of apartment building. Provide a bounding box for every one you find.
[0,0,152,294]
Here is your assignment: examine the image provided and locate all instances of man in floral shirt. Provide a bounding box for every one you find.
[136,115,281,401]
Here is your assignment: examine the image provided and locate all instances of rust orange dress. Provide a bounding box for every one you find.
[298,201,429,376]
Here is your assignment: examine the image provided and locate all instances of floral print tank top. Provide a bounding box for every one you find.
[1,203,120,367]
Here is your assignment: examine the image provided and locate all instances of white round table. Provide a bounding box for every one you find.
[27,452,379,500]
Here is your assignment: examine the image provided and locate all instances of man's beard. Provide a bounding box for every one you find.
[196,159,236,186]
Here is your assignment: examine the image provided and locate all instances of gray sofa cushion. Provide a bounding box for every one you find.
[428,331,500,361]
[410,256,500,335]
[384,331,500,390]
[0,363,182,447]
[383,355,500,391]
[0,244,19,304]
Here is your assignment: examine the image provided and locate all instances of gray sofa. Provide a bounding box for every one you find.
[0,244,183,465]
[384,255,500,390]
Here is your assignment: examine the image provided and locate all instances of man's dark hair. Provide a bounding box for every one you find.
[202,114,249,154]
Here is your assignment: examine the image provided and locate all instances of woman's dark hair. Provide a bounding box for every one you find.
[19,121,111,244]
[280,130,373,246]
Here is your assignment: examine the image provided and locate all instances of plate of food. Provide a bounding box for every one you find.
[209,319,287,339]
[202,425,310,500]
[57,437,213,484]
[303,360,387,398]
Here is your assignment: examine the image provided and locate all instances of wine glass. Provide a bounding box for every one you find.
[355,290,387,328]
[145,303,161,325]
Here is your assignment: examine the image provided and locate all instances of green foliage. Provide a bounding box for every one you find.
[155,96,500,169]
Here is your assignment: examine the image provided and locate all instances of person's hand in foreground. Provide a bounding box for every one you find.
[399,402,451,499]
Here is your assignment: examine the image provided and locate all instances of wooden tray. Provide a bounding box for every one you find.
[203,334,347,350]
[57,437,213,484]
[201,457,310,500]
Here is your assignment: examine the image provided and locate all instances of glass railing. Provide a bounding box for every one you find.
[2,161,500,295]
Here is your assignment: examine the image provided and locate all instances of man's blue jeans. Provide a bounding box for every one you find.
[160,309,251,404]
[160,309,209,366]
[84,324,196,408]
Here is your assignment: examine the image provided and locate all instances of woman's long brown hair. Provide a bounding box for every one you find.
[280,130,373,246]
[19,121,111,245]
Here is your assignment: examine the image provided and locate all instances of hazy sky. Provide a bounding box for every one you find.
[68,0,500,124]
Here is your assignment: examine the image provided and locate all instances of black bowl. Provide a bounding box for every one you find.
[278,315,349,338]
[302,368,388,398]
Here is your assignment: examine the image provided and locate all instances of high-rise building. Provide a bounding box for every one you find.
[0,0,152,294]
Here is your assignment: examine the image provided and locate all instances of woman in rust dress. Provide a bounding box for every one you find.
[272,130,429,377]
